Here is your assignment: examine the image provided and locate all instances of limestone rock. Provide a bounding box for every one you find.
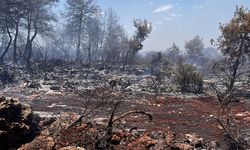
[185,133,204,147]
[59,146,85,150]
[18,136,55,150]
[0,97,40,149]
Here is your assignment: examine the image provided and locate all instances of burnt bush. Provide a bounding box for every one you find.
[0,67,14,85]
[175,63,203,93]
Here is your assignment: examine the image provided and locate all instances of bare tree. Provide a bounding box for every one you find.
[65,0,99,62]
[102,8,127,69]
[12,0,26,66]
[0,0,15,65]
[22,0,58,71]
[86,17,102,67]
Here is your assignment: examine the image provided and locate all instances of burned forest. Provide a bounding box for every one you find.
[0,0,250,150]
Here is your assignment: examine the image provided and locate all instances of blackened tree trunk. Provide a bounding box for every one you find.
[75,11,83,62]
[87,40,92,67]
[24,13,38,72]
[0,23,12,65]
[13,17,20,65]
[122,50,130,71]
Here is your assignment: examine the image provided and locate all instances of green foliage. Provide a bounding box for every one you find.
[130,19,152,53]
[185,35,204,63]
[123,19,152,70]
[218,6,250,61]
[167,43,180,64]
[175,63,203,93]
[212,6,250,105]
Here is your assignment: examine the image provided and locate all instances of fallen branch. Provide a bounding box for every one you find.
[95,102,120,149]
[107,102,120,135]
[180,122,197,127]
[67,103,103,129]
[216,118,236,142]
[95,102,153,149]
[216,118,250,149]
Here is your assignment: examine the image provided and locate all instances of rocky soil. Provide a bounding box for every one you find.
[0,67,249,149]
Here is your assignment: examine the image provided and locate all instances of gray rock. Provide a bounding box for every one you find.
[0,97,40,149]
[50,86,61,91]
[27,81,41,89]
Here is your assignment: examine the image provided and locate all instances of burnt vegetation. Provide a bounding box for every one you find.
[0,0,249,150]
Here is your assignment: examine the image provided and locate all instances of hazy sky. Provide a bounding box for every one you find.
[59,0,250,52]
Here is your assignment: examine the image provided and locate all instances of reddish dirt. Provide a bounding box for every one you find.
[117,95,250,148]
[1,86,250,148]
[49,95,250,149]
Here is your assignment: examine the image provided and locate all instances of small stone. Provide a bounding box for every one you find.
[50,86,61,91]
[26,81,41,89]
[93,117,107,126]
[175,143,193,150]
[111,135,121,145]
[59,146,85,150]
[185,133,203,147]
[217,125,223,130]
[208,141,218,149]
[18,136,55,150]
[47,103,57,108]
